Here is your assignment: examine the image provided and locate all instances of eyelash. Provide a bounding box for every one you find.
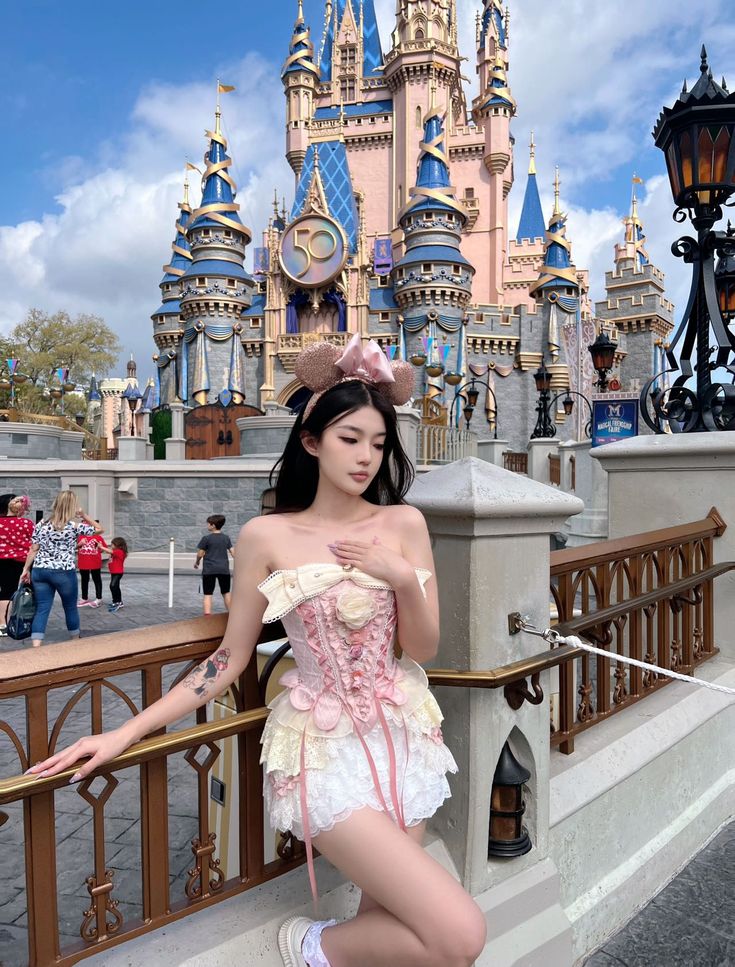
[340,437,385,451]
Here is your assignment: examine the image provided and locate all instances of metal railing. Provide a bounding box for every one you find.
[549,509,726,753]
[548,453,561,486]
[417,424,477,464]
[503,451,528,474]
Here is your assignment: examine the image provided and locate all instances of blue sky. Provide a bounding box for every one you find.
[0,0,733,381]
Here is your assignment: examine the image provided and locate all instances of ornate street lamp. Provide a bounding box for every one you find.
[588,330,618,393]
[716,222,735,325]
[47,368,76,416]
[487,741,532,858]
[449,377,499,437]
[641,47,735,432]
[530,363,555,438]
[122,383,143,436]
[0,359,28,409]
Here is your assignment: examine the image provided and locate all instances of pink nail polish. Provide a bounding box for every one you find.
[69,773,82,784]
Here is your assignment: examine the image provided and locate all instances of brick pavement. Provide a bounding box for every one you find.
[0,573,228,967]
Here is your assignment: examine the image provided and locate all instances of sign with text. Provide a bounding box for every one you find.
[592,398,639,447]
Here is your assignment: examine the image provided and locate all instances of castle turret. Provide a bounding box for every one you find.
[283,0,319,177]
[179,93,254,405]
[472,1,515,305]
[393,103,474,389]
[515,133,545,245]
[595,178,674,396]
[529,168,579,299]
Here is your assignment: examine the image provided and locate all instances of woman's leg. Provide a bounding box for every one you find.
[30,569,55,647]
[55,570,81,637]
[80,570,90,601]
[356,820,426,916]
[314,808,486,967]
[92,569,103,601]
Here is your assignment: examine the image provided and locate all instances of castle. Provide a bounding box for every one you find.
[150,0,673,451]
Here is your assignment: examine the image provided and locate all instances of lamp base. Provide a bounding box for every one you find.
[487,828,533,858]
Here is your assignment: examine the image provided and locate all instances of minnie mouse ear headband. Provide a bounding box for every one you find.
[296,332,414,419]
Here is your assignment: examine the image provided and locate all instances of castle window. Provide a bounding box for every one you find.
[227,278,235,287]
[340,77,356,102]
[464,188,475,199]
[422,264,432,273]
[415,27,425,40]
[416,106,422,129]
[340,46,357,68]
[423,213,432,221]
[476,312,484,322]
[379,312,390,322]
[224,230,232,238]
[197,277,206,286]
[453,265,461,274]
[250,318,261,328]
[203,229,211,236]
[379,275,389,287]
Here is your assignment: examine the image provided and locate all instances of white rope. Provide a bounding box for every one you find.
[563,634,735,699]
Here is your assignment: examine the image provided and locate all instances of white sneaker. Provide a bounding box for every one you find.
[277,916,313,967]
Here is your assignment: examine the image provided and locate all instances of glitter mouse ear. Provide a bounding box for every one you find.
[380,361,415,406]
[294,342,343,392]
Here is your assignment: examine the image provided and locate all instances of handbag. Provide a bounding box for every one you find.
[6,584,36,640]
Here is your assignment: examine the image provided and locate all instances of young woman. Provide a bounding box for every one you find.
[0,495,34,635]
[20,490,103,647]
[25,336,487,967]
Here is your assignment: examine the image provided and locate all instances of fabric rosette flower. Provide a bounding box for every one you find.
[335,586,378,630]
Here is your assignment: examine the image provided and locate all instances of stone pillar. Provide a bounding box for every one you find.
[476,439,509,467]
[409,458,582,963]
[527,439,559,484]
[237,403,296,460]
[394,404,421,467]
[117,436,149,461]
[594,433,735,656]
[165,402,187,461]
[558,440,608,545]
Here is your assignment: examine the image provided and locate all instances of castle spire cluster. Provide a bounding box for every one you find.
[148,1,672,450]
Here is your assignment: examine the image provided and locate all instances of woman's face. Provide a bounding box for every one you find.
[304,405,387,496]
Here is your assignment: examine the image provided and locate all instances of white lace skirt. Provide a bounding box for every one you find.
[262,709,458,841]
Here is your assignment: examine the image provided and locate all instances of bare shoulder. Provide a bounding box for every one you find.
[382,503,428,536]
[236,514,284,543]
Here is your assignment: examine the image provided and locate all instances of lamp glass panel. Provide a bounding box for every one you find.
[697,126,715,186]
[666,143,682,198]
[712,126,731,183]
[680,130,693,190]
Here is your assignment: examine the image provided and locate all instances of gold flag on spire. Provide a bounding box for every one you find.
[632,175,644,185]
[186,162,202,173]
[218,83,236,94]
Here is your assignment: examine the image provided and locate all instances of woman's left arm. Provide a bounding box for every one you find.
[392,506,440,663]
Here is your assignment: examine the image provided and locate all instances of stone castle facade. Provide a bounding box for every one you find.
[150,0,673,451]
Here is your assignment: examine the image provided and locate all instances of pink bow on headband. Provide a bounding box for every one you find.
[335,333,395,386]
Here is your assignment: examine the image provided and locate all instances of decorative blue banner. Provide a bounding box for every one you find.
[373,237,393,276]
[253,247,269,275]
[592,399,639,447]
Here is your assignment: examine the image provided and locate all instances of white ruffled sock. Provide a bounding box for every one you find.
[301,919,337,967]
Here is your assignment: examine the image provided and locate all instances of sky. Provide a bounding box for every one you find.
[0,0,733,387]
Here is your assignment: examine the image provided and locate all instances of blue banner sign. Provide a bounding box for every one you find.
[592,398,639,447]
[373,237,393,276]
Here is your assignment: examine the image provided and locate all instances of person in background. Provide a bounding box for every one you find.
[0,495,34,636]
[194,514,234,614]
[20,491,102,647]
[104,537,128,614]
[77,523,108,608]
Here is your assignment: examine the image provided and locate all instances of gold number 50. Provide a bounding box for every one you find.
[293,226,338,278]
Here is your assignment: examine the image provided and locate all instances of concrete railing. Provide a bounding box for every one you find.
[417,423,477,464]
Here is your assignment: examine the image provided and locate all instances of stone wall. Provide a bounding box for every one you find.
[0,424,84,460]
[0,475,62,518]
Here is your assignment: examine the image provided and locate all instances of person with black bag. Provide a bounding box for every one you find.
[0,495,34,636]
[20,490,102,647]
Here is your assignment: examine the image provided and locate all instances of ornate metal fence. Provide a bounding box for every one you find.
[549,510,725,753]
[417,425,477,464]
[0,617,299,967]
[503,451,528,474]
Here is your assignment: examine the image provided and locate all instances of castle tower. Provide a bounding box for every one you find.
[506,133,547,310]
[393,103,474,401]
[595,181,674,395]
[319,0,384,106]
[384,1,465,231]
[179,95,255,406]
[282,0,319,177]
[471,0,515,306]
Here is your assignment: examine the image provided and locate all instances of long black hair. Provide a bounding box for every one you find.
[269,380,414,512]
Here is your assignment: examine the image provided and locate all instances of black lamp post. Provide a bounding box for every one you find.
[530,363,555,438]
[641,47,735,432]
[450,377,499,436]
[716,222,735,325]
[122,383,142,436]
[588,330,618,393]
[487,741,532,858]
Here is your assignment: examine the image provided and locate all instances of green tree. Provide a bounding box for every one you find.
[0,309,122,413]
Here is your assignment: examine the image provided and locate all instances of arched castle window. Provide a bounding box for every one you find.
[416,106,422,128]
[414,26,425,40]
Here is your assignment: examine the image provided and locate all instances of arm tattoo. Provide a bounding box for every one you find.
[182,648,231,698]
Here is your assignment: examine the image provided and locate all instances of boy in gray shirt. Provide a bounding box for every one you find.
[194,515,234,614]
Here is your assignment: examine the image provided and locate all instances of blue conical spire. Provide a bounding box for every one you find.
[188,106,250,241]
[318,0,383,81]
[516,133,545,243]
[530,168,579,296]
[402,107,465,221]
[283,0,319,78]
[161,177,193,282]
[480,0,507,49]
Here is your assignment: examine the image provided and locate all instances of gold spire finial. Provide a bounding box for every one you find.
[183,170,190,207]
[529,130,536,175]
[553,166,561,217]
[429,73,438,112]
[296,0,304,24]
[215,79,222,135]
[273,189,280,218]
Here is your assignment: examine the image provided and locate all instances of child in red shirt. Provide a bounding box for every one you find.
[104,537,128,613]
[77,527,108,607]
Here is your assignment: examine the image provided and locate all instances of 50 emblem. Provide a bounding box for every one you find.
[279,214,348,288]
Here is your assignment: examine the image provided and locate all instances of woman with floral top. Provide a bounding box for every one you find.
[0,495,34,636]
[21,490,103,647]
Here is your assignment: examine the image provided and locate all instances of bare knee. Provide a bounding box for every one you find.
[423,899,487,967]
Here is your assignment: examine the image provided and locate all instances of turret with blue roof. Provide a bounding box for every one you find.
[151,173,192,359]
[318,0,383,82]
[516,132,545,244]
[393,96,474,377]
[529,168,579,298]
[178,88,254,406]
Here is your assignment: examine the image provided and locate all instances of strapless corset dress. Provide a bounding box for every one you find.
[258,563,457,868]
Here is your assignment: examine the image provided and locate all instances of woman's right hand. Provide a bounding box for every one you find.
[20,570,30,585]
[25,727,133,783]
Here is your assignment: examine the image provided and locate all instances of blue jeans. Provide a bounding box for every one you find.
[30,568,80,641]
